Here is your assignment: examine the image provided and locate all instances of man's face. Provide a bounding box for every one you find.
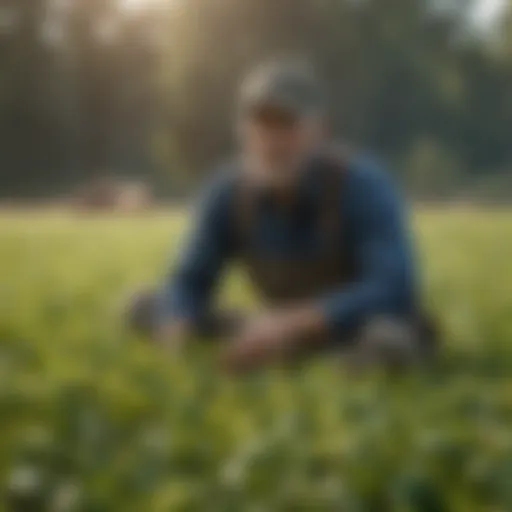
[241,106,323,188]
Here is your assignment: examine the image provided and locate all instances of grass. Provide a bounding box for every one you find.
[0,209,511,511]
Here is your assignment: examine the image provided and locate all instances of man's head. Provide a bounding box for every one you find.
[238,60,326,189]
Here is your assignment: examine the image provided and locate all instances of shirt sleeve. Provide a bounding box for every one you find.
[319,160,417,336]
[161,172,235,322]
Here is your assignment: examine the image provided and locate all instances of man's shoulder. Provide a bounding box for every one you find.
[340,153,407,223]
[199,158,240,205]
[344,153,399,199]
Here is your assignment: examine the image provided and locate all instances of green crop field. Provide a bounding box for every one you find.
[1,209,511,511]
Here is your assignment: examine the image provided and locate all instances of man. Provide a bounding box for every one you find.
[129,60,436,372]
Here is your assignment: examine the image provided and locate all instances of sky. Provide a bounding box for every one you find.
[473,0,507,26]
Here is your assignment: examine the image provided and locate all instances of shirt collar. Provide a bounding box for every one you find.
[253,152,322,211]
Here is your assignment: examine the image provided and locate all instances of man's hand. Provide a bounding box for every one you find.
[221,307,326,372]
[157,320,191,352]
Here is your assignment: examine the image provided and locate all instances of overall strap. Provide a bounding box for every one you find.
[317,144,350,246]
[233,145,350,250]
[233,168,260,250]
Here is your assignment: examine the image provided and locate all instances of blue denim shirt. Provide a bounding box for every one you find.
[163,154,418,336]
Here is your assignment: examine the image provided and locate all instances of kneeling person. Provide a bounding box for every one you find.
[129,61,435,371]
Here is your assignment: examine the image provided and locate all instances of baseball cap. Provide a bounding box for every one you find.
[239,60,325,120]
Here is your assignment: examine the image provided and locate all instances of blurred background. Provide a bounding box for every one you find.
[1,3,512,510]
[0,0,510,201]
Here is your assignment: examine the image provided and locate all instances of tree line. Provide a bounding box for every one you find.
[0,0,511,199]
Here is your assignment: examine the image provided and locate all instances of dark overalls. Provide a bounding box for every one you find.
[128,152,437,368]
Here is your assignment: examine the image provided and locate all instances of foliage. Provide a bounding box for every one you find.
[0,210,511,511]
[0,0,511,197]
[164,0,512,182]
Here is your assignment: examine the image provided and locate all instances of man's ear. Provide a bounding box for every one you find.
[234,116,244,144]
[319,122,330,142]
[318,116,331,139]
[307,116,328,145]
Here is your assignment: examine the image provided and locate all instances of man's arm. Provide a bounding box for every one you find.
[222,160,417,372]
[318,160,417,337]
[161,172,235,339]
